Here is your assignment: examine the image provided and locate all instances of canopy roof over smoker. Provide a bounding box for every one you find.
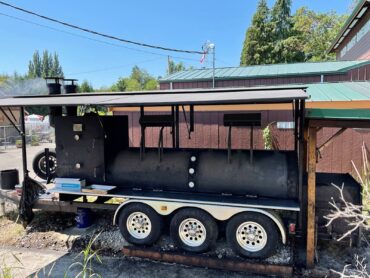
[0,86,308,107]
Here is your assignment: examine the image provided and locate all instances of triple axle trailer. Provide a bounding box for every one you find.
[0,80,362,264]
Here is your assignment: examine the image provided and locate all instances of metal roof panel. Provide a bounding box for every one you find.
[160,61,370,82]
[0,87,308,107]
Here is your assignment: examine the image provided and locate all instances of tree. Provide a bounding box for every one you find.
[111,77,127,92]
[28,51,42,78]
[167,60,186,75]
[270,0,305,63]
[51,53,63,77]
[0,74,8,86]
[130,66,151,88]
[240,1,347,65]
[27,50,64,78]
[79,80,94,93]
[293,7,347,61]
[144,78,158,90]
[240,0,273,65]
[111,66,158,92]
[41,50,51,78]
[271,0,292,40]
[124,78,141,91]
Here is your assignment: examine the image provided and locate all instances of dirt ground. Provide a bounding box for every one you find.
[0,205,369,278]
[0,145,369,277]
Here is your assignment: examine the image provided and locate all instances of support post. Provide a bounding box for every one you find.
[175,105,180,148]
[306,126,317,268]
[20,107,28,180]
[298,100,305,229]
[171,106,175,148]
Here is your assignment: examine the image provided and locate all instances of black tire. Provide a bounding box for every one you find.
[32,149,57,180]
[170,208,218,253]
[226,212,279,259]
[118,203,162,246]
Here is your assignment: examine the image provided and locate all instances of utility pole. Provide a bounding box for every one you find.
[210,44,215,88]
[202,41,216,88]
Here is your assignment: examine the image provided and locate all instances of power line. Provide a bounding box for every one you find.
[0,1,204,55]
[0,12,201,63]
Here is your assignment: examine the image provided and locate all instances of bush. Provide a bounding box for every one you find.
[15,140,22,148]
[31,135,39,146]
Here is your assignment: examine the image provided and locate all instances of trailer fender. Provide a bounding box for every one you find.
[113,199,287,244]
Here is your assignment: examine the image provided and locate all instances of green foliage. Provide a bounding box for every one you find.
[79,80,94,93]
[262,125,273,150]
[111,66,158,92]
[240,0,273,65]
[144,78,158,90]
[293,7,347,61]
[167,60,186,75]
[64,233,102,278]
[271,0,292,40]
[0,74,9,86]
[31,135,40,146]
[240,1,347,65]
[27,50,64,78]
[0,252,23,278]
[124,78,141,91]
[15,140,22,148]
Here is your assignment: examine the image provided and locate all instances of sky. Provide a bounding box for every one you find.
[0,0,352,88]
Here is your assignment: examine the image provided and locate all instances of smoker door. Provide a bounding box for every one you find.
[55,116,105,183]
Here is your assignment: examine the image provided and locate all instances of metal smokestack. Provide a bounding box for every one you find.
[46,77,63,126]
[63,79,78,116]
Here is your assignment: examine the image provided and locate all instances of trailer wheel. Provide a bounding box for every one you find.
[170,208,218,253]
[32,149,57,180]
[118,203,162,246]
[226,212,279,258]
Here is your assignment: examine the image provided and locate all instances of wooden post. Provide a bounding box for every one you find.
[306,126,317,268]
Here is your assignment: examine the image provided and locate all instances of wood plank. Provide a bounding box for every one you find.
[306,126,317,268]
[122,246,293,277]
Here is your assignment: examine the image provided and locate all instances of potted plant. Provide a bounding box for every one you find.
[15,139,22,148]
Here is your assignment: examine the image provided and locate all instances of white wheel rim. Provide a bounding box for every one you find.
[38,155,57,175]
[126,212,152,239]
[236,221,267,252]
[178,218,206,247]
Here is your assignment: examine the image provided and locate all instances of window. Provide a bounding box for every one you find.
[277,122,295,129]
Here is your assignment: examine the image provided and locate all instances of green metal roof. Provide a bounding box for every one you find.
[160,60,370,82]
[307,108,370,120]
[307,81,370,102]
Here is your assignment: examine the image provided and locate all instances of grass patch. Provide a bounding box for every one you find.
[0,217,24,246]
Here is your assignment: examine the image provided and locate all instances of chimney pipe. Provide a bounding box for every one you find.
[63,79,78,116]
[46,77,63,126]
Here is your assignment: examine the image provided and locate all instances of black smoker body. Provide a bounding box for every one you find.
[55,115,298,200]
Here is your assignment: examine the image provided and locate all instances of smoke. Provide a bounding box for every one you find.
[0,78,48,97]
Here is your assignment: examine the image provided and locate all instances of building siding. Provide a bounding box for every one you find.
[336,11,370,61]
[114,110,370,176]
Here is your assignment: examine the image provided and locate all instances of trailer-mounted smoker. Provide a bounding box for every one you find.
[0,78,362,260]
